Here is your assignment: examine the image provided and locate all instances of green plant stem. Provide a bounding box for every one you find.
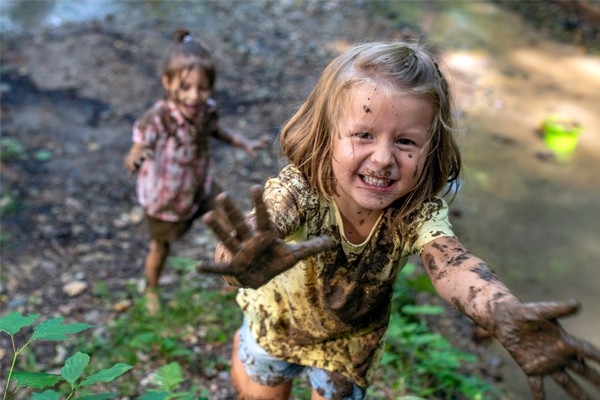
[3,338,32,400]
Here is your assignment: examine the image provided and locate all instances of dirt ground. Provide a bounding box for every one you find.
[1,1,598,398]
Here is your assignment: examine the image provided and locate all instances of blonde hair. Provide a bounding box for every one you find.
[280,41,461,221]
[162,29,216,89]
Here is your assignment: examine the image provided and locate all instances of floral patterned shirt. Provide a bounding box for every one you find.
[132,98,221,221]
[237,164,455,387]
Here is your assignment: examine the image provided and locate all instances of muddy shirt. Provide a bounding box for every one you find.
[237,164,455,387]
[132,98,221,221]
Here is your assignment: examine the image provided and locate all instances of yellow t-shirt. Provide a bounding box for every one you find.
[237,164,455,387]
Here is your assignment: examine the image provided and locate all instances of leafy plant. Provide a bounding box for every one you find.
[74,260,241,397]
[373,262,501,399]
[0,138,28,162]
[137,362,210,400]
[0,312,132,400]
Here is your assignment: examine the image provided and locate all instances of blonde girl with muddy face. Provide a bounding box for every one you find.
[199,41,600,399]
[123,30,266,313]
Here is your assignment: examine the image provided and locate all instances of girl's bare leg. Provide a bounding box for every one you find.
[310,389,328,400]
[231,330,293,400]
[145,240,169,288]
[144,240,169,314]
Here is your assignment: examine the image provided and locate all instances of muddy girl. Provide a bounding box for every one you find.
[197,41,600,399]
[123,30,267,314]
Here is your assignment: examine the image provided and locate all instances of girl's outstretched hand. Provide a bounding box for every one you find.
[197,185,335,289]
[123,143,153,175]
[492,300,600,400]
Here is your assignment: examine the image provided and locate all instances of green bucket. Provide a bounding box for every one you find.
[542,114,583,161]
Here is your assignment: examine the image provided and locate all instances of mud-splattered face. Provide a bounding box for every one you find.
[331,83,432,217]
[162,66,212,121]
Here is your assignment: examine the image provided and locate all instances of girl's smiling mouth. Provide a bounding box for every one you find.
[360,174,395,188]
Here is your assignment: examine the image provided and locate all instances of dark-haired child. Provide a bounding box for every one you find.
[124,30,266,313]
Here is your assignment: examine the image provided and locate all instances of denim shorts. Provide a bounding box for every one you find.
[238,319,366,400]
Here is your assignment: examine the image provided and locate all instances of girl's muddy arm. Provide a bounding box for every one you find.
[216,126,268,156]
[420,236,517,326]
[421,236,600,400]
[198,185,334,289]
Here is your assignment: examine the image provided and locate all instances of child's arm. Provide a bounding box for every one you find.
[215,126,268,156]
[197,185,334,288]
[421,236,600,399]
[123,142,153,175]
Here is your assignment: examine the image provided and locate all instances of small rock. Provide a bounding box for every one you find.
[114,299,133,312]
[63,281,88,297]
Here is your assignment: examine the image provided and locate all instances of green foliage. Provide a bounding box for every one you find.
[373,262,501,399]
[0,138,28,162]
[167,257,197,273]
[33,149,54,162]
[78,272,240,371]
[1,259,505,399]
[137,362,209,400]
[0,312,132,400]
[0,137,53,163]
[74,260,241,397]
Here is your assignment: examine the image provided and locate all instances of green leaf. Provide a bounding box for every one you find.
[79,363,132,386]
[399,262,416,276]
[77,392,119,400]
[401,304,444,315]
[0,312,40,335]
[62,352,90,385]
[410,333,443,346]
[168,256,196,272]
[136,392,169,400]
[31,390,60,400]
[153,362,184,392]
[32,317,93,341]
[10,371,62,389]
[33,149,53,162]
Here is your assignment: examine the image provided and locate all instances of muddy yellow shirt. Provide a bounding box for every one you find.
[237,164,454,387]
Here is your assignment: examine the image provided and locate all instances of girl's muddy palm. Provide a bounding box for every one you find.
[199,186,335,289]
[492,300,600,400]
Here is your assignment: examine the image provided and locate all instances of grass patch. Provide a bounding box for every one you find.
[6,256,504,398]
[75,260,242,397]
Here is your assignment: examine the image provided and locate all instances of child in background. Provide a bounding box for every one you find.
[198,41,600,399]
[124,30,266,313]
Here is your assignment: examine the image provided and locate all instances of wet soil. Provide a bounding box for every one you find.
[1,1,599,399]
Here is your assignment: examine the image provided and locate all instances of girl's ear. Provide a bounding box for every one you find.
[161,75,171,92]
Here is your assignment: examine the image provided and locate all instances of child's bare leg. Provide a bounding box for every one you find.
[144,240,169,314]
[231,330,293,400]
[145,239,170,289]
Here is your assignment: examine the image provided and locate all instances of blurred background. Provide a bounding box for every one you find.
[1,1,599,399]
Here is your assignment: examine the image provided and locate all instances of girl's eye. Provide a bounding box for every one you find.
[396,138,415,146]
[355,131,372,140]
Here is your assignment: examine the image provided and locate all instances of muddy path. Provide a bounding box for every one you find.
[2,1,599,399]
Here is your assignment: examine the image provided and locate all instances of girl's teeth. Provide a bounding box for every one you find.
[363,175,390,187]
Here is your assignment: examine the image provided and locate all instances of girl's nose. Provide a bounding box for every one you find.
[371,141,394,167]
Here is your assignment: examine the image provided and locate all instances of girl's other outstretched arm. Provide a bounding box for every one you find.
[215,126,269,156]
[421,236,600,400]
